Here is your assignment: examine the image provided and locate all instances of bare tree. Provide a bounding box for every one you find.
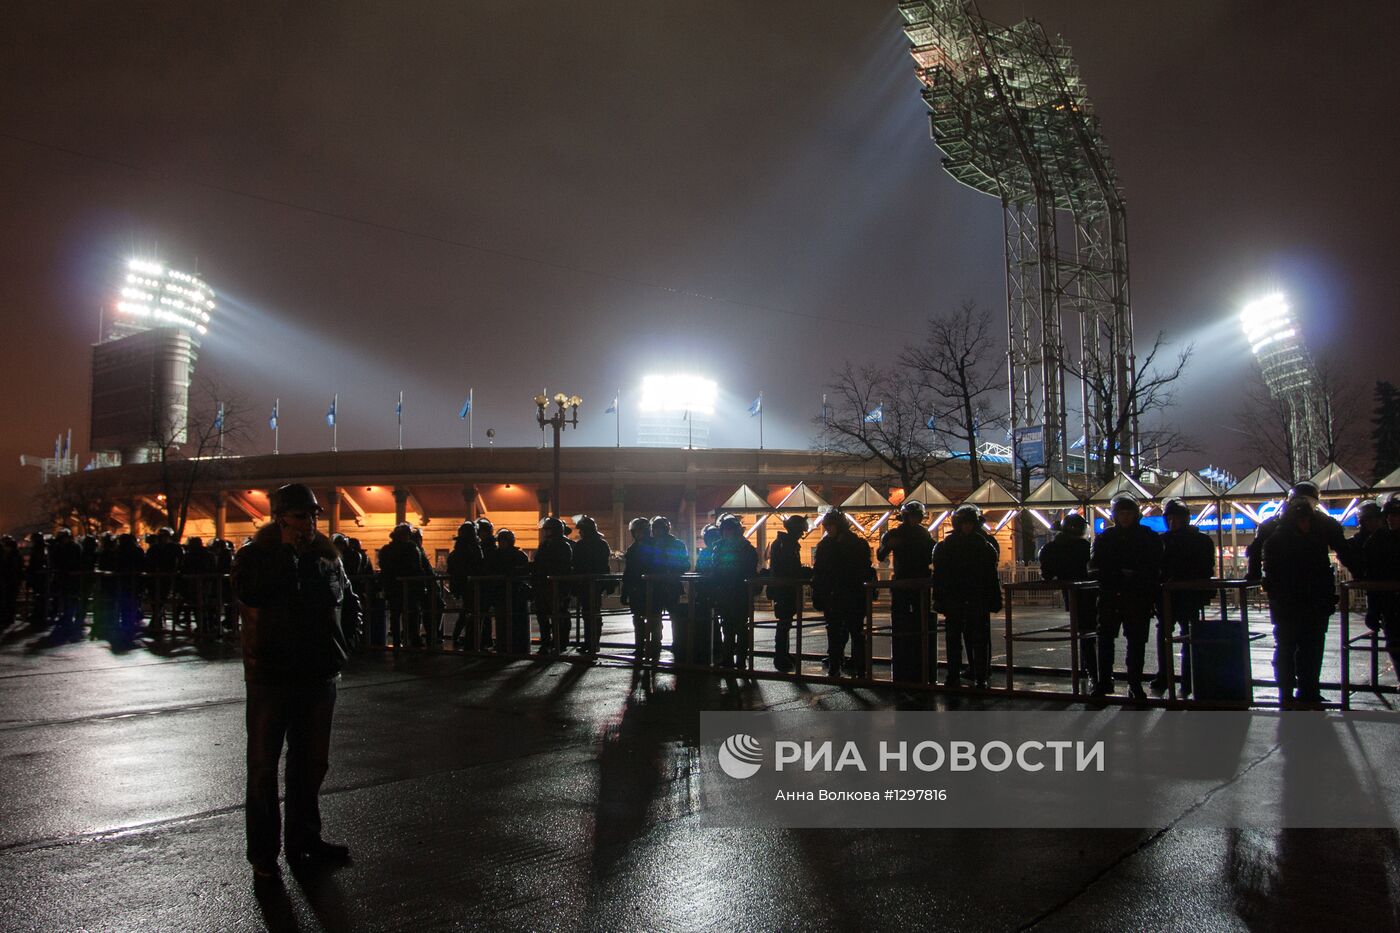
[901,300,1007,487]
[153,378,251,538]
[815,363,953,494]
[1314,356,1367,468]
[1232,370,1296,481]
[1067,331,1195,484]
[33,470,122,534]
[1233,353,1366,479]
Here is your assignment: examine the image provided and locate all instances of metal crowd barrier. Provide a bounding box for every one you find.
[1002,580,1097,696]
[1157,578,1261,705]
[1340,579,1400,709]
[5,570,241,642]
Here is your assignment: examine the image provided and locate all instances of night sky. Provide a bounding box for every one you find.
[2,1,1396,528]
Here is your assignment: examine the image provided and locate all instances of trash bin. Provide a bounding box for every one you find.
[1189,619,1253,704]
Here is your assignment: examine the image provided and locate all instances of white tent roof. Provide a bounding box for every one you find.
[963,478,1020,508]
[840,482,892,510]
[775,482,829,511]
[1156,471,1219,501]
[1373,464,1400,492]
[1225,466,1288,500]
[1089,472,1152,504]
[1024,477,1082,507]
[905,480,952,507]
[1309,462,1366,495]
[718,484,771,512]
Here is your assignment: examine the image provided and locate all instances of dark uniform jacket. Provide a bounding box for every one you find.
[621,539,650,610]
[377,538,424,605]
[446,540,485,599]
[812,531,873,616]
[148,539,183,576]
[1249,509,1354,581]
[1160,525,1216,614]
[25,539,47,590]
[877,522,934,579]
[1261,514,1341,611]
[768,531,806,579]
[573,531,615,595]
[1090,524,1163,600]
[1039,532,1090,583]
[1347,526,1378,579]
[49,536,83,595]
[712,536,759,609]
[767,531,807,603]
[932,531,1002,616]
[531,536,574,607]
[644,533,689,607]
[233,524,352,684]
[572,532,611,575]
[1364,527,1400,615]
[114,539,145,578]
[488,542,531,607]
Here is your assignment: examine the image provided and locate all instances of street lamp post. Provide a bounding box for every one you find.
[535,391,581,518]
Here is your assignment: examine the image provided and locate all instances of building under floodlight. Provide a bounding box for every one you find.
[90,257,217,464]
[636,374,716,448]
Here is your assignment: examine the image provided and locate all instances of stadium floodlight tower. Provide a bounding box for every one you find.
[898,0,1136,483]
[90,257,217,464]
[1240,293,1328,477]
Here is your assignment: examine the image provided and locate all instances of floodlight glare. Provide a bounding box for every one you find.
[108,257,216,343]
[639,374,717,415]
[127,257,166,277]
[1239,293,1296,355]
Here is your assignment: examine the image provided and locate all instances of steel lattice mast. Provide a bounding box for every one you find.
[1240,294,1329,477]
[899,1,1136,482]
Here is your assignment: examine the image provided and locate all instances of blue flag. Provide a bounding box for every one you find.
[269,400,278,431]
[326,397,337,427]
[864,404,883,424]
[605,396,618,415]
[214,402,224,431]
[748,394,762,417]
[396,391,403,423]
[925,414,936,431]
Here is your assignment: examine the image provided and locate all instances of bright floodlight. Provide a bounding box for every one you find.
[112,256,215,339]
[1240,293,1296,356]
[639,374,717,415]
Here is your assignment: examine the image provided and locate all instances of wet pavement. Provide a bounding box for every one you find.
[2,620,1398,932]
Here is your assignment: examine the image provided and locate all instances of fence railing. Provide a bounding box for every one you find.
[10,566,1391,711]
[1339,579,1400,709]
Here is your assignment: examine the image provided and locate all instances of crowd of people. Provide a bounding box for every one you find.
[4,478,1398,705]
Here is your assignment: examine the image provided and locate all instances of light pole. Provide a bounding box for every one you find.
[535,391,581,518]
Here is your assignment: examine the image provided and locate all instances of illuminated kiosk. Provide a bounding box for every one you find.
[1239,293,1328,477]
[89,258,216,464]
[636,374,716,449]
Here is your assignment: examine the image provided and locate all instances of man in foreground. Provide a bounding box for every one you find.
[233,483,353,882]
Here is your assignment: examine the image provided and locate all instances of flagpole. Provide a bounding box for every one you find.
[332,393,338,453]
[759,391,764,450]
[688,410,693,450]
[469,387,474,449]
[398,390,404,451]
[216,402,224,457]
[274,398,280,456]
[615,387,621,448]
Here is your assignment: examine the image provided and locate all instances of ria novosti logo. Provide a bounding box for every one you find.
[717,733,764,779]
